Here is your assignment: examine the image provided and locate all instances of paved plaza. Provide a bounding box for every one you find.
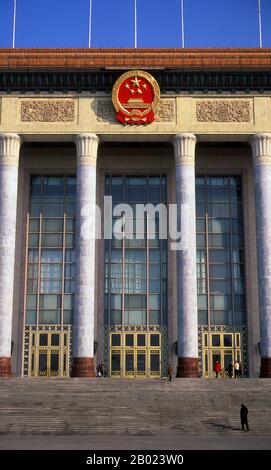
[0,434,270,450]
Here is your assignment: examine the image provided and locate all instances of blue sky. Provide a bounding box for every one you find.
[0,0,270,48]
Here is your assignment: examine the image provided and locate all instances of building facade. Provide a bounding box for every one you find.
[0,48,271,379]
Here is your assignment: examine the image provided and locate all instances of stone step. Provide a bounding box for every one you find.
[0,378,270,435]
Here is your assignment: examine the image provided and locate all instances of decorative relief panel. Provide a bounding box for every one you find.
[21,100,75,122]
[156,100,175,123]
[196,100,250,122]
[96,99,175,124]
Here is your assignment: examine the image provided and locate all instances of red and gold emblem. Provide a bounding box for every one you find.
[112,70,160,125]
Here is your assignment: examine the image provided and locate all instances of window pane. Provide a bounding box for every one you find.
[40,293,58,309]
[211,334,221,347]
[149,311,160,325]
[110,310,122,325]
[112,334,121,347]
[42,218,63,232]
[234,310,246,325]
[150,353,160,371]
[51,334,60,346]
[64,294,74,310]
[198,295,207,310]
[39,334,48,346]
[223,334,233,347]
[26,295,37,309]
[26,310,36,324]
[50,353,59,371]
[41,250,62,263]
[124,295,147,309]
[150,334,160,347]
[208,219,230,233]
[40,280,62,293]
[39,310,61,324]
[41,264,62,279]
[137,334,145,346]
[111,353,121,371]
[209,250,230,263]
[210,310,233,325]
[63,310,73,324]
[39,353,47,373]
[111,295,122,310]
[124,311,147,325]
[125,334,134,347]
[209,264,231,278]
[198,310,208,325]
[149,294,160,310]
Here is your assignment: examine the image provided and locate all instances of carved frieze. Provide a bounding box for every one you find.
[156,100,175,123]
[196,100,250,122]
[96,99,175,124]
[21,100,75,122]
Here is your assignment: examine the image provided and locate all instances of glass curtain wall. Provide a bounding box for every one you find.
[24,176,76,376]
[196,176,247,376]
[104,175,167,328]
[104,175,168,377]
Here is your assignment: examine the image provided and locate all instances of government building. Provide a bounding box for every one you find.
[0,48,271,380]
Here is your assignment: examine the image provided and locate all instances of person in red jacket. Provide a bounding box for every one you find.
[214,360,221,378]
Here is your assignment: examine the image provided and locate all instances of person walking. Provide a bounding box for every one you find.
[214,360,221,378]
[167,363,173,381]
[96,362,103,378]
[240,404,249,432]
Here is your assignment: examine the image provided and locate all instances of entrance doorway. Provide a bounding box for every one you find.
[30,331,69,377]
[202,331,242,378]
[110,331,161,378]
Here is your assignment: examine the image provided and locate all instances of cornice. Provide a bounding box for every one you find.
[1,48,271,70]
[1,48,271,94]
[1,70,271,94]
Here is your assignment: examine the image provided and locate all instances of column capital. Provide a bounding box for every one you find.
[75,133,99,166]
[250,133,271,165]
[0,133,21,166]
[172,133,197,165]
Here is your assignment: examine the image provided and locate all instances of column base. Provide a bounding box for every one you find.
[260,358,271,378]
[71,357,95,378]
[176,357,199,378]
[0,357,12,377]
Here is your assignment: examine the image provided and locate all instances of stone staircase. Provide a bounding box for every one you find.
[0,378,271,435]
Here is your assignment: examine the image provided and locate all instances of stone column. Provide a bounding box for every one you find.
[0,133,21,377]
[172,133,199,378]
[251,133,271,378]
[72,133,99,378]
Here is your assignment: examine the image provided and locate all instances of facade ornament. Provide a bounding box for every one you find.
[172,133,197,166]
[196,100,250,122]
[75,133,99,166]
[250,133,271,165]
[112,70,160,125]
[21,100,75,122]
[96,99,175,124]
[156,100,175,123]
[0,133,21,166]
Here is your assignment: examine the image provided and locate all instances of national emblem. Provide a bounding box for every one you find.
[112,70,160,125]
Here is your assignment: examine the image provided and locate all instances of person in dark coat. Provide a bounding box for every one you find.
[240,404,249,431]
